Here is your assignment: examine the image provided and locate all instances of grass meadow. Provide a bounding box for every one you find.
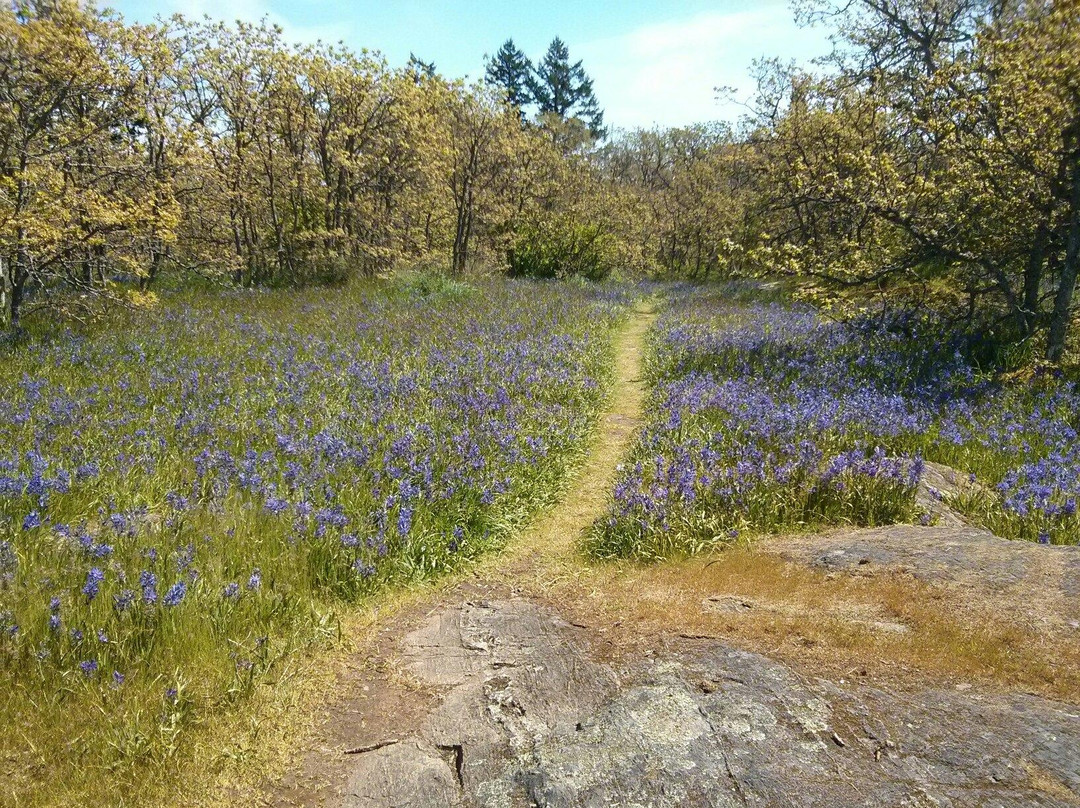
[0,278,627,804]
[6,277,1080,804]
[589,287,1080,559]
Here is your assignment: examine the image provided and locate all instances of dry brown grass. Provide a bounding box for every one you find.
[530,543,1080,703]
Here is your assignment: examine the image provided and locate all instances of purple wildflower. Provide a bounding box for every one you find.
[82,567,105,601]
[162,580,187,607]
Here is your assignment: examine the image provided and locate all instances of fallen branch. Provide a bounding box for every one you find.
[344,739,400,755]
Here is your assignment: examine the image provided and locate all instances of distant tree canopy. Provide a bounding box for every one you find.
[745,0,1080,362]
[531,38,605,138]
[3,0,1080,364]
[0,2,636,331]
[407,52,437,80]
[484,36,606,139]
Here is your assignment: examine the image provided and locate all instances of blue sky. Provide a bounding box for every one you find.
[105,0,833,131]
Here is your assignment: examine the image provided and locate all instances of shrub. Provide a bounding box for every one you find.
[508,216,616,281]
[308,254,354,286]
[395,270,475,301]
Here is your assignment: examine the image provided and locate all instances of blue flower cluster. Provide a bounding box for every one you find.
[0,280,621,695]
[593,293,1080,558]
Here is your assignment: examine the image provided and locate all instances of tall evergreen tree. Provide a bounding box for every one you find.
[485,38,533,114]
[407,52,436,81]
[530,37,605,139]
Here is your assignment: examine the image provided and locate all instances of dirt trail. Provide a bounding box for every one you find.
[258,306,1080,808]
[495,303,654,570]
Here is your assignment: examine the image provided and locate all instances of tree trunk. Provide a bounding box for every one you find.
[142,239,165,291]
[81,249,93,287]
[452,208,471,275]
[9,272,22,331]
[0,256,11,331]
[1047,135,1080,363]
[1020,224,1048,337]
[452,179,472,275]
[8,246,27,332]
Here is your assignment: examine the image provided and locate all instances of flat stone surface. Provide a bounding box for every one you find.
[341,599,1080,808]
[797,525,1031,584]
[1063,554,1080,599]
[772,524,1080,587]
[342,741,464,808]
[763,524,1080,636]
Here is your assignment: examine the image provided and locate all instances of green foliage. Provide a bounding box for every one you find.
[748,0,1080,362]
[484,39,533,112]
[407,52,437,79]
[394,270,476,301]
[484,35,605,138]
[6,0,1080,366]
[303,255,354,288]
[530,37,605,138]
[0,5,621,332]
[598,124,746,278]
[508,217,616,281]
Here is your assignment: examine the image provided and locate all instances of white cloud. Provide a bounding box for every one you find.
[579,6,829,131]
[145,0,350,48]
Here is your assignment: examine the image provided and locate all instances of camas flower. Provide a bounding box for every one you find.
[139,570,158,605]
[162,581,186,607]
[353,559,376,578]
[114,589,135,612]
[82,567,105,602]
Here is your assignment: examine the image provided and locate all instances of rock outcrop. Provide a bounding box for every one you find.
[341,599,1080,807]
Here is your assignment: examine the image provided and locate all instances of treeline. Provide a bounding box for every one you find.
[0,2,644,329]
[598,1,1080,361]
[736,0,1080,361]
[3,0,1080,361]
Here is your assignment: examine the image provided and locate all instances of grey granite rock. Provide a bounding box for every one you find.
[341,599,1080,808]
[342,741,464,808]
[782,524,1055,588]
